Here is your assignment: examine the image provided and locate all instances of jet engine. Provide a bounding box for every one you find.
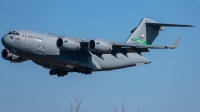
[57,38,81,51]
[88,40,113,53]
[1,49,26,63]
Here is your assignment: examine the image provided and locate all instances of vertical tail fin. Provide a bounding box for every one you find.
[125,18,193,45]
[126,18,162,45]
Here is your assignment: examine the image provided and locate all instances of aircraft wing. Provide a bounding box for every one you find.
[81,37,180,54]
[114,36,181,49]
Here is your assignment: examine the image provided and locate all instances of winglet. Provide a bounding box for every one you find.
[165,36,181,49]
[172,36,181,48]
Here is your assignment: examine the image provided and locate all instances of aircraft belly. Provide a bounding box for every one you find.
[94,53,150,70]
[32,55,67,68]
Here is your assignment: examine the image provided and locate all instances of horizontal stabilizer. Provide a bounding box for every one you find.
[146,23,194,27]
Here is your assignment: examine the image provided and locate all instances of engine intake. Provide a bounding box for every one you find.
[1,49,26,63]
[57,38,81,51]
[88,40,112,53]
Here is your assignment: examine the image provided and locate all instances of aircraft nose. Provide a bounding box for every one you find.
[1,35,10,48]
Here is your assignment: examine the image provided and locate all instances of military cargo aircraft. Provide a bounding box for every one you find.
[1,18,193,77]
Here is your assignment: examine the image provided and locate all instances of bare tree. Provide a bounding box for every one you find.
[67,94,83,112]
[108,99,130,112]
[37,108,40,112]
[121,99,129,112]
[57,108,60,112]
[108,103,118,112]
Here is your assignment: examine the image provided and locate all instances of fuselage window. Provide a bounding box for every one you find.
[16,32,20,36]
[10,36,13,39]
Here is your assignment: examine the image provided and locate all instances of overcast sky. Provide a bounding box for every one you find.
[0,0,199,112]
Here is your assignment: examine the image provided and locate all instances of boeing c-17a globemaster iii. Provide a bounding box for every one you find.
[1,18,193,77]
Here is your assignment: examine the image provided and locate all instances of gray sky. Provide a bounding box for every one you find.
[0,0,199,112]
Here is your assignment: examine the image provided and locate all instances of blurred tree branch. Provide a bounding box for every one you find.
[67,94,83,112]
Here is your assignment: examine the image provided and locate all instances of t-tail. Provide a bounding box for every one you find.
[126,18,194,45]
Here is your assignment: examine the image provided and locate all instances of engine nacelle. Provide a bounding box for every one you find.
[57,38,81,51]
[1,49,26,63]
[88,40,112,53]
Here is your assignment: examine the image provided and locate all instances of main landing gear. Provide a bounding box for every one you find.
[49,68,68,77]
[73,67,92,75]
[49,67,93,77]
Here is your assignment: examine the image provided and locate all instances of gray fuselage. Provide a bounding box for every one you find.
[1,30,150,72]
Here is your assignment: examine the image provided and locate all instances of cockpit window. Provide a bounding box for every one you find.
[7,31,20,36]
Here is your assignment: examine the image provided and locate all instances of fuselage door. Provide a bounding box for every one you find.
[36,44,45,55]
[24,35,29,50]
[23,35,35,53]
